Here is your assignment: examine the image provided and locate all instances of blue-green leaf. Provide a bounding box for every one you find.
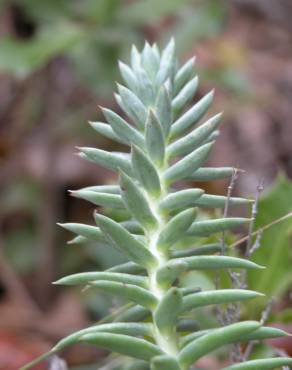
[145,110,165,167]
[120,171,158,229]
[187,166,234,181]
[80,185,120,194]
[94,213,156,268]
[89,280,157,309]
[174,57,195,96]
[131,45,141,72]
[117,84,148,130]
[70,189,124,208]
[154,288,183,335]
[119,61,138,92]
[152,43,160,63]
[58,223,104,242]
[182,289,262,312]
[156,260,188,287]
[53,272,147,288]
[151,355,181,370]
[172,76,199,114]
[114,305,150,323]
[155,85,172,137]
[141,42,159,80]
[170,244,222,258]
[79,147,132,175]
[181,326,290,347]
[167,113,222,158]
[137,67,155,106]
[54,323,153,352]
[193,194,252,208]
[187,217,250,236]
[164,142,214,184]
[67,235,88,244]
[156,38,176,85]
[157,208,197,251]
[107,261,145,275]
[169,255,264,271]
[238,326,291,342]
[89,121,127,145]
[222,358,292,370]
[81,333,163,361]
[102,107,145,148]
[179,321,260,367]
[177,319,199,332]
[131,145,161,197]
[170,90,214,139]
[159,189,204,211]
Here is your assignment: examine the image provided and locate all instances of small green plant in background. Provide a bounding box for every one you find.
[22,40,292,370]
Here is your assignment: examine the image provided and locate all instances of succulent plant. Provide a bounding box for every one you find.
[22,39,292,370]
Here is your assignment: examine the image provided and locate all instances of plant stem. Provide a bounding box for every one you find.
[149,219,179,355]
[145,176,181,361]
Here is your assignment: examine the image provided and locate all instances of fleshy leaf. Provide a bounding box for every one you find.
[79,147,132,175]
[145,110,165,167]
[89,280,157,309]
[179,321,260,367]
[170,90,214,139]
[157,208,197,251]
[94,213,156,268]
[156,38,176,85]
[164,142,214,184]
[117,84,148,130]
[154,288,183,335]
[222,358,292,370]
[170,244,222,258]
[119,61,138,92]
[155,85,172,137]
[174,57,195,96]
[58,223,104,242]
[169,255,264,271]
[187,166,234,181]
[114,305,150,323]
[187,217,251,236]
[89,121,127,145]
[70,189,124,208]
[181,289,262,312]
[102,107,145,148]
[120,170,158,229]
[151,355,181,370]
[167,113,221,159]
[159,189,204,211]
[54,272,147,288]
[81,333,163,361]
[131,145,161,197]
[141,42,159,80]
[54,323,153,352]
[193,194,252,208]
[172,76,199,114]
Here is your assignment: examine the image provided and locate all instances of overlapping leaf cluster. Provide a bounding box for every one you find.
[24,40,292,370]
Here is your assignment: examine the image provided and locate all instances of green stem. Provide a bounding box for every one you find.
[145,175,182,365]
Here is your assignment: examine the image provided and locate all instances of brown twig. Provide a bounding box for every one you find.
[245,179,264,256]
[230,211,292,249]
[243,298,275,360]
[221,167,239,255]
[214,168,246,362]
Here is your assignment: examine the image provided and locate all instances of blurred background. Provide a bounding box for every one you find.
[0,0,292,369]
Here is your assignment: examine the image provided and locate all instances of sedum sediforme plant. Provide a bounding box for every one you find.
[23,40,292,370]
